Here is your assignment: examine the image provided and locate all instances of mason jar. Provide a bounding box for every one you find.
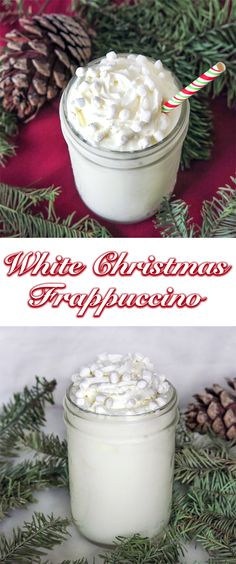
[64,382,178,546]
[59,57,190,223]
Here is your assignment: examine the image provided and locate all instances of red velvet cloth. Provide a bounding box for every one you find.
[0,0,235,237]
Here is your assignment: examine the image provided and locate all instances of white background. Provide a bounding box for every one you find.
[1,326,236,563]
[0,238,235,325]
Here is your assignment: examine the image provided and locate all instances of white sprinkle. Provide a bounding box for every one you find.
[119,109,130,122]
[140,109,152,123]
[76,67,85,78]
[137,85,148,96]
[105,397,113,409]
[137,379,148,389]
[110,371,120,384]
[106,51,117,61]
[142,96,150,110]
[80,367,91,378]
[75,97,85,108]
[154,130,164,142]
[154,60,163,71]
[102,364,117,373]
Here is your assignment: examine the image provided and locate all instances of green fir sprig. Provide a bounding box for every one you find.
[154,176,236,237]
[1,378,236,563]
[0,183,111,238]
[0,103,18,166]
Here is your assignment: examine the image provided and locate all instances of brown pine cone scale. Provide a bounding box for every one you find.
[185,378,236,441]
[0,14,92,121]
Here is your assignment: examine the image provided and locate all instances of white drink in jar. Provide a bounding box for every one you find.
[60,52,189,223]
[64,353,178,545]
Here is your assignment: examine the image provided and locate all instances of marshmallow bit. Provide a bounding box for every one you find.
[136,54,147,64]
[127,53,136,60]
[126,398,136,408]
[159,71,165,79]
[76,67,85,78]
[154,130,164,143]
[157,396,166,407]
[106,104,117,119]
[142,96,150,110]
[131,122,142,133]
[79,80,89,94]
[76,397,85,407]
[98,353,108,361]
[159,115,168,131]
[75,97,85,108]
[144,76,155,90]
[143,369,153,382]
[137,85,148,96]
[138,137,150,150]
[122,373,131,382]
[119,108,130,122]
[140,109,152,123]
[80,377,90,389]
[94,369,103,378]
[105,397,113,409]
[80,367,91,378]
[141,65,150,76]
[106,51,117,61]
[137,379,148,389]
[154,60,163,72]
[110,371,120,384]
[159,382,170,394]
[108,354,123,362]
[149,400,158,411]
[117,132,129,146]
[94,130,107,143]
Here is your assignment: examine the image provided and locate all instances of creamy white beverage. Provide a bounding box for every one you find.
[64,353,178,545]
[60,52,189,223]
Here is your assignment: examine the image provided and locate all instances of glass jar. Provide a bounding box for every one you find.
[59,57,190,223]
[64,383,178,546]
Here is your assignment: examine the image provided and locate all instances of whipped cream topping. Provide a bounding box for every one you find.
[67,52,181,152]
[70,353,172,415]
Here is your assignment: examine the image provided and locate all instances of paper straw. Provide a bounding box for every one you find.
[162,62,226,112]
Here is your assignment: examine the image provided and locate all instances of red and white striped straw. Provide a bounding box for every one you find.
[162,62,226,113]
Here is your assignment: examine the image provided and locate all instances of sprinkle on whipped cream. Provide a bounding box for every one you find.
[70,353,172,415]
[67,52,181,151]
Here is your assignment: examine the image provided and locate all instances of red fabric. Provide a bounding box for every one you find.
[0,0,235,237]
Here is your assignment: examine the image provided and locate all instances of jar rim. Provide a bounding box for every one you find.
[61,54,189,161]
[64,380,178,423]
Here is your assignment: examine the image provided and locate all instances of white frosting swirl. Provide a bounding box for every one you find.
[70,353,172,415]
[67,52,181,151]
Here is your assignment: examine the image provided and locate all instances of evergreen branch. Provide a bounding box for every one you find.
[200,178,236,237]
[0,184,60,214]
[19,430,67,460]
[101,532,184,564]
[181,94,213,169]
[0,458,68,519]
[154,197,197,238]
[0,377,56,457]
[0,512,70,563]
[175,445,236,483]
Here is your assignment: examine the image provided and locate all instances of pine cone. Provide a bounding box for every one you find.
[0,14,91,122]
[185,378,236,441]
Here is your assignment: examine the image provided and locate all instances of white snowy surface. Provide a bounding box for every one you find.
[1,326,235,563]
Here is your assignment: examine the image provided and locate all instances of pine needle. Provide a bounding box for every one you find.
[0,104,18,167]
[154,176,236,237]
[0,512,70,563]
[0,183,112,237]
